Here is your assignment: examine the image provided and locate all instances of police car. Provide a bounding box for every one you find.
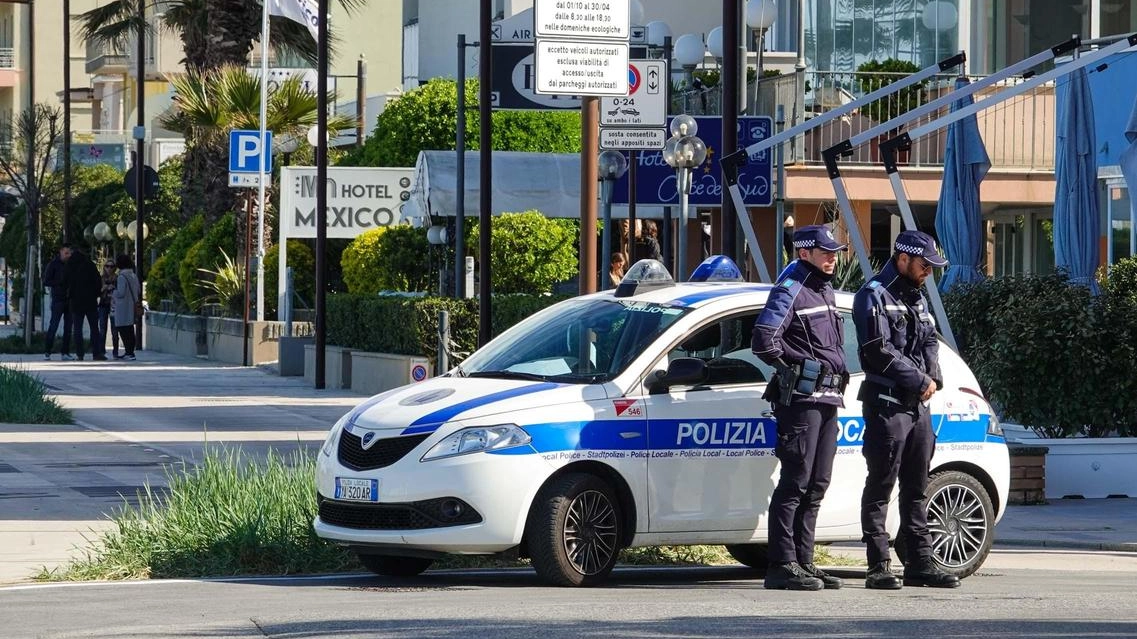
[314,257,1008,586]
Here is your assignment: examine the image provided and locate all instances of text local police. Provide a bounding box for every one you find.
[291,182,402,230]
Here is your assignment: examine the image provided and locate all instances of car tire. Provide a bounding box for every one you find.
[527,473,622,587]
[356,553,434,578]
[893,470,995,578]
[725,544,770,574]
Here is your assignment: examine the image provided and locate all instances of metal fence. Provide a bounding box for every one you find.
[671,69,1056,171]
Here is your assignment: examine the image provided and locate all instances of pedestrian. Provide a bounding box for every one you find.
[97,258,121,359]
[62,248,107,361]
[751,224,849,591]
[112,254,140,361]
[608,252,626,288]
[42,245,74,360]
[634,220,662,263]
[852,229,959,590]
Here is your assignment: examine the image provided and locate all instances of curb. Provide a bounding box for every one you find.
[994,538,1137,553]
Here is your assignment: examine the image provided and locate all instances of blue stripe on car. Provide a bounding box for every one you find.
[400,382,563,435]
[668,286,770,307]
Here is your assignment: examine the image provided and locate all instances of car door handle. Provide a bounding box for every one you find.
[619,431,643,439]
[761,410,774,418]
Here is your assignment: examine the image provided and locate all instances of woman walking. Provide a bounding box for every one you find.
[98,259,121,358]
[111,254,140,361]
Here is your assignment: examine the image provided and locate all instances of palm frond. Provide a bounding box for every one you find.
[77,0,151,49]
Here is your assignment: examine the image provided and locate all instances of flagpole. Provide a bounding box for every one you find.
[256,0,270,322]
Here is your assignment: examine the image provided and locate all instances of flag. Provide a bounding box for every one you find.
[267,0,319,42]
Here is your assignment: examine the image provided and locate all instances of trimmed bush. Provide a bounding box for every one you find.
[340,228,386,294]
[470,211,578,294]
[147,214,204,309]
[341,226,432,293]
[263,240,317,317]
[178,213,237,312]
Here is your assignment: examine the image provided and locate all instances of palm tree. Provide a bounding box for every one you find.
[160,64,353,230]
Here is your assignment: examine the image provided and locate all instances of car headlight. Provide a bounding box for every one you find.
[987,411,1003,437]
[321,418,346,457]
[421,424,531,461]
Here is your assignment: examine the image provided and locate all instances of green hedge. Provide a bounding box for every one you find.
[327,293,567,364]
[945,262,1137,438]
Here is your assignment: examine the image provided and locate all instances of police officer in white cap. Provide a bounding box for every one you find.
[752,224,849,591]
[852,229,960,590]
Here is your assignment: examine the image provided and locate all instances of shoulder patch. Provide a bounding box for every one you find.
[868,280,882,289]
[781,279,797,289]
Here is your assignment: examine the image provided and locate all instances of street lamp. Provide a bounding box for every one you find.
[597,150,629,291]
[674,34,705,113]
[745,0,778,115]
[707,26,724,65]
[662,115,707,281]
[645,20,673,58]
[921,0,958,65]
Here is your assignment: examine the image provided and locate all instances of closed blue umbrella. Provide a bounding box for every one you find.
[1119,83,1137,258]
[1053,66,1101,292]
[935,76,991,290]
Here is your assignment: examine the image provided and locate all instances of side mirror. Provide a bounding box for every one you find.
[646,357,707,394]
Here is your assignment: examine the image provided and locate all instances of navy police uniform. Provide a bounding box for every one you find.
[852,230,959,589]
[752,225,848,590]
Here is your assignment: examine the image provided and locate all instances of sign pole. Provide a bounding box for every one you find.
[256,0,270,322]
[581,97,599,294]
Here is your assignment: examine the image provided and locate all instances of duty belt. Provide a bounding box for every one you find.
[817,373,845,391]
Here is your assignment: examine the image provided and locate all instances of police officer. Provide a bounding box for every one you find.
[752,225,849,591]
[852,230,960,590]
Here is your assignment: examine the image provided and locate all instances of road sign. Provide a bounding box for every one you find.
[228,173,263,188]
[600,127,667,150]
[491,44,647,109]
[611,116,775,207]
[534,39,628,96]
[491,8,536,42]
[534,0,630,40]
[629,25,646,44]
[600,60,666,126]
[228,129,273,174]
[123,164,160,199]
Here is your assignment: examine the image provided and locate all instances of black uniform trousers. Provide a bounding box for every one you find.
[767,402,838,565]
[860,401,936,566]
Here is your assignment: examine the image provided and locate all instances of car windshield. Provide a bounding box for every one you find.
[456,298,690,384]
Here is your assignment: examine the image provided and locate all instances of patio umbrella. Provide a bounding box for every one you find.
[1119,85,1137,257]
[1053,66,1101,293]
[935,76,991,290]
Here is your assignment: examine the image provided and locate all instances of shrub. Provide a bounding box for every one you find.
[148,214,204,309]
[263,240,317,317]
[856,59,925,124]
[945,271,1135,437]
[340,228,386,294]
[178,213,237,312]
[0,365,71,424]
[470,211,578,294]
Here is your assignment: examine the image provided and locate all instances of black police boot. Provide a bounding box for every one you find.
[763,562,824,591]
[800,562,843,589]
[865,561,903,590]
[903,557,961,588]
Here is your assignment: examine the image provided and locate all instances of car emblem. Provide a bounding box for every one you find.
[361,431,376,448]
[399,388,457,406]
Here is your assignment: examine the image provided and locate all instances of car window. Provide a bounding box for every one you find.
[666,313,771,386]
[842,312,862,374]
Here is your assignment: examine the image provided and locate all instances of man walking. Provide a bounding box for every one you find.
[752,225,849,591]
[62,248,107,361]
[43,245,74,360]
[852,230,959,590]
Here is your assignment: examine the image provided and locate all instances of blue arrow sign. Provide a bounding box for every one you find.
[612,116,773,207]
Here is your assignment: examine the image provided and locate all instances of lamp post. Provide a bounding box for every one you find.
[662,115,707,281]
[921,0,958,66]
[645,21,673,60]
[745,0,777,116]
[674,34,705,113]
[597,150,629,291]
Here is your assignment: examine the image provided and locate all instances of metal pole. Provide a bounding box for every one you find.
[600,179,613,290]
[478,0,492,346]
[456,34,467,298]
[437,310,449,375]
[721,0,739,260]
[283,267,293,337]
[356,55,366,146]
[315,0,329,388]
[580,97,599,294]
[134,0,145,348]
[255,0,269,323]
[628,150,636,258]
[662,36,673,273]
[243,195,252,366]
[775,104,786,273]
[21,0,34,346]
[677,168,688,281]
[62,0,72,244]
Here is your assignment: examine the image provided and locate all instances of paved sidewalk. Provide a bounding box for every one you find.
[996,498,1137,552]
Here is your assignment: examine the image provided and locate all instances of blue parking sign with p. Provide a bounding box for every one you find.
[228,130,272,173]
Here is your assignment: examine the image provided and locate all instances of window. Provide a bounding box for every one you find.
[842,312,863,374]
[666,313,772,387]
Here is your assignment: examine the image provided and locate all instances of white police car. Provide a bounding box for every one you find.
[314,258,1009,586]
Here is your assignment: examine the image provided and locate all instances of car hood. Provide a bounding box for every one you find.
[344,376,607,436]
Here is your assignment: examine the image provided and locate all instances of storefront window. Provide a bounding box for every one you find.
[971,0,1090,74]
[806,0,960,72]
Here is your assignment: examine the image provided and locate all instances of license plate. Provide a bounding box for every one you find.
[334,477,379,502]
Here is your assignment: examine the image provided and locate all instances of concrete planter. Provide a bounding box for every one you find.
[278,336,314,376]
[349,350,432,396]
[145,311,313,365]
[304,345,353,389]
[1034,437,1137,499]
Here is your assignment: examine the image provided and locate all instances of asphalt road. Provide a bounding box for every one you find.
[2,550,1135,639]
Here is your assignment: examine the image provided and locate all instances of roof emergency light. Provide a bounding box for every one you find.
[689,255,744,282]
[614,259,675,298]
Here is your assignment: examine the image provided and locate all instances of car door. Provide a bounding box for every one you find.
[641,310,781,533]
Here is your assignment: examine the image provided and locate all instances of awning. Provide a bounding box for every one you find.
[410,150,668,219]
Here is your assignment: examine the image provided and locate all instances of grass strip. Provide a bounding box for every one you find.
[0,365,71,424]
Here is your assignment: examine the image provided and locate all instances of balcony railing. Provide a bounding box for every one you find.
[672,70,1056,171]
[0,47,14,69]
